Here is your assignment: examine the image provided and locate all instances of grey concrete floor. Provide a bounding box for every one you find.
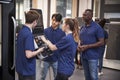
[35,60,85,80]
[35,60,120,80]
[15,59,120,80]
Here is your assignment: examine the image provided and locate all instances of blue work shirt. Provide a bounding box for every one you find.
[43,26,65,62]
[16,25,36,76]
[99,29,108,57]
[56,33,78,76]
[80,21,104,60]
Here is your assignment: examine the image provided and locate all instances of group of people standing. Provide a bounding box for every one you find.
[16,9,108,80]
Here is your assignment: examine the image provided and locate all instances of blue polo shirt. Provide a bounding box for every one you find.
[80,21,104,60]
[56,34,78,76]
[99,29,108,57]
[16,25,36,76]
[43,26,65,62]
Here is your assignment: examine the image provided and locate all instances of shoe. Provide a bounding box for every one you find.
[79,65,83,70]
[76,65,79,69]
[98,72,103,76]
[76,65,83,70]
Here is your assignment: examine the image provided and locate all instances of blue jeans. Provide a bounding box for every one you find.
[98,47,105,72]
[99,55,103,72]
[40,61,58,80]
[82,59,98,80]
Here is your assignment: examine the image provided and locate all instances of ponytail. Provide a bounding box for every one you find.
[72,19,80,43]
[64,18,80,43]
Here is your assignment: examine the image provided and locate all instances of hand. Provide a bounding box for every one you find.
[38,47,44,53]
[78,45,89,51]
[77,45,82,52]
[78,45,84,51]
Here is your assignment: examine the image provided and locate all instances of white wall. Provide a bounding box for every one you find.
[49,0,56,26]
[37,0,48,28]
[78,0,92,17]
[36,0,56,28]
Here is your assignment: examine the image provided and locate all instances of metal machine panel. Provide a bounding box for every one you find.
[106,24,120,60]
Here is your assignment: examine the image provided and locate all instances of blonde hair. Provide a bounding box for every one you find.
[64,18,80,43]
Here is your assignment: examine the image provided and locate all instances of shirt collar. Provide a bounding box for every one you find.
[23,25,33,33]
[50,26,59,31]
[85,20,93,28]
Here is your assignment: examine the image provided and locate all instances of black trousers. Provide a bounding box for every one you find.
[18,73,35,80]
[55,72,70,80]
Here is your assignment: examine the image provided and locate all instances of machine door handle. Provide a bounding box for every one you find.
[11,16,16,70]
[0,1,10,4]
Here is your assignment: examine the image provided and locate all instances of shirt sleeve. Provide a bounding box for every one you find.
[25,34,34,51]
[104,30,108,39]
[96,26,104,39]
[55,37,70,51]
